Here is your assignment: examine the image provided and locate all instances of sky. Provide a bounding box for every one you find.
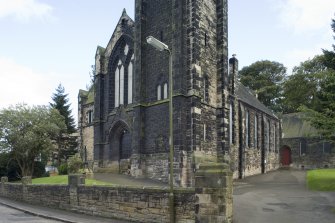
[0,0,334,123]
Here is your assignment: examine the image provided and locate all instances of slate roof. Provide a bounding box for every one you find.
[78,87,94,105]
[282,113,319,138]
[236,82,277,118]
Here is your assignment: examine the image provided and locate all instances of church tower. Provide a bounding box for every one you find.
[132,0,229,187]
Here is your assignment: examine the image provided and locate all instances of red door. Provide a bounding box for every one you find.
[281,147,291,166]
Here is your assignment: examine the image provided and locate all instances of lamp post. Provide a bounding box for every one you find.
[146,36,174,223]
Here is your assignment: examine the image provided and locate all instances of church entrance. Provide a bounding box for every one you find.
[108,121,132,173]
[281,146,291,166]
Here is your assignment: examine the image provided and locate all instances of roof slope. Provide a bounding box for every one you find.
[236,82,277,118]
[282,113,319,138]
[78,86,94,105]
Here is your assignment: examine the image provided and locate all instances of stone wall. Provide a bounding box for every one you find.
[0,165,233,223]
[282,137,335,169]
[229,101,280,179]
[78,95,95,167]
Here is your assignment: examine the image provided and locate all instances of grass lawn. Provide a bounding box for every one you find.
[307,169,335,191]
[32,175,113,186]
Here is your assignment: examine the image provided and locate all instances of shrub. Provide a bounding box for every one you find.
[67,153,83,174]
[33,161,46,178]
[42,171,50,177]
[58,163,68,175]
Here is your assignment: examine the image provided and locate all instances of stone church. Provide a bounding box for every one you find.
[78,0,280,187]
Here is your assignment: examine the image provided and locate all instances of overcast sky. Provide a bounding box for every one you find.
[1,0,334,122]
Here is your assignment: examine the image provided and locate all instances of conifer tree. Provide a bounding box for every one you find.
[50,84,78,164]
[50,84,76,133]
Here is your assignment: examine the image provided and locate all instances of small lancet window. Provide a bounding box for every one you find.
[124,44,129,55]
[157,85,161,100]
[163,83,168,99]
[203,76,209,102]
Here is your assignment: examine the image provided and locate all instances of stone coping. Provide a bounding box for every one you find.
[1,181,195,193]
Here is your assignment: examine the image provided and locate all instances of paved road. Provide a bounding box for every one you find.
[233,170,335,223]
[0,203,61,223]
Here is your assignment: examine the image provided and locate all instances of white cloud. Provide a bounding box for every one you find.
[0,57,56,107]
[275,0,335,33]
[0,0,53,21]
[0,57,82,123]
[284,39,332,72]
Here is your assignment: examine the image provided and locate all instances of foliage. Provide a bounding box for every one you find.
[50,84,78,163]
[300,70,335,140]
[307,169,335,191]
[0,104,66,177]
[86,65,96,90]
[297,17,335,140]
[58,163,68,175]
[33,161,46,178]
[67,153,83,174]
[282,55,326,113]
[32,175,113,186]
[0,152,21,181]
[322,18,335,70]
[0,152,10,177]
[239,60,287,112]
[50,84,76,133]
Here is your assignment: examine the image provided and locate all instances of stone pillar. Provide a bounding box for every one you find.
[195,163,233,223]
[22,176,32,185]
[68,174,85,208]
[1,177,8,196]
[21,176,32,201]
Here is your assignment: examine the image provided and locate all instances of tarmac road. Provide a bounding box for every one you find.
[233,169,335,223]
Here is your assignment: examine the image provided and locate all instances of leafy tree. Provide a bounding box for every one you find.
[50,84,78,164]
[67,153,83,174]
[239,60,287,112]
[299,17,335,140]
[0,104,66,177]
[322,17,335,70]
[282,55,325,113]
[300,70,335,140]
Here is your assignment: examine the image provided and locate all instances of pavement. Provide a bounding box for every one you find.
[0,196,130,223]
[233,169,335,223]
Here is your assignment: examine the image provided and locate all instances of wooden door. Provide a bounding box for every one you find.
[281,147,291,166]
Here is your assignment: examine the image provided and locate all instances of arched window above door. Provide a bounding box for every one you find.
[108,37,134,111]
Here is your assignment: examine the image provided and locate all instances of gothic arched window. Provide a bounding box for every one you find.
[108,38,134,111]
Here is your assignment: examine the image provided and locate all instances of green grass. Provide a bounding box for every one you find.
[307,169,335,191]
[32,175,113,186]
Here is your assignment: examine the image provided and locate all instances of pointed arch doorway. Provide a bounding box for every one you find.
[108,121,132,173]
[281,146,291,166]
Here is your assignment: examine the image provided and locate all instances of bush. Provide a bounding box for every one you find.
[67,153,83,174]
[58,163,68,175]
[33,161,46,178]
[6,159,21,181]
[42,171,50,177]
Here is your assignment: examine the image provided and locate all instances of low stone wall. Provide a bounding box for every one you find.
[282,137,335,169]
[0,163,233,223]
